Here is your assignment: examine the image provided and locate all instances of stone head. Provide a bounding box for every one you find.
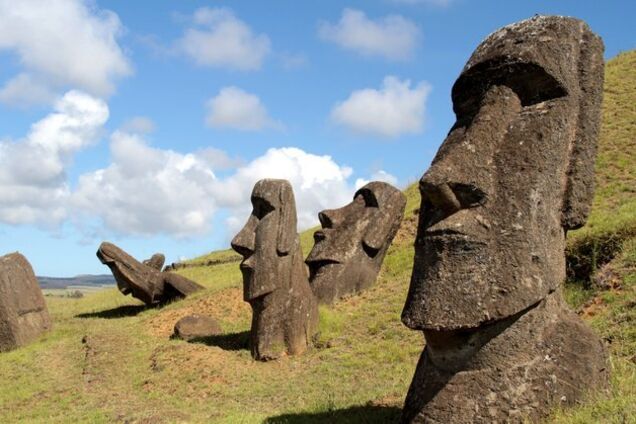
[306,181,406,303]
[97,241,160,304]
[402,16,605,330]
[231,179,299,301]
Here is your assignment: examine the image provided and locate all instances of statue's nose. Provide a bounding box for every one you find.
[318,208,343,229]
[231,216,256,258]
[419,180,461,217]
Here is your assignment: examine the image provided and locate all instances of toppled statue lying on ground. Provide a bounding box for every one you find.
[306,181,406,304]
[97,242,203,305]
[231,179,318,361]
[0,252,52,352]
[400,15,608,423]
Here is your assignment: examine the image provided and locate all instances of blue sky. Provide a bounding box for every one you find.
[0,0,634,277]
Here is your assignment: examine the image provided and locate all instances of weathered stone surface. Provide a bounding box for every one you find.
[173,314,222,341]
[97,242,203,305]
[401,16,608,423]
[306,181,406,304]
[143,253,165,271]
[231,179,319,361]
[0,252,52,352]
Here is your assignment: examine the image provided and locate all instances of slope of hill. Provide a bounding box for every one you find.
[0,51,633,423]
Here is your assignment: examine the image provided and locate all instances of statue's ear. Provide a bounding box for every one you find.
[362,191,406,255]
[561,30,604,230]
[276,182,297,255]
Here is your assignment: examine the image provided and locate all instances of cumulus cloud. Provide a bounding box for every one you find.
[318,8,420,61]
[205,86,282,131]
[0,90,108,226]
[72,131,219,237]
[72,142,362,237]
[0,93,396,239]
[177,7,271,71]
[0,0,131,106]
[211,147,355,232]
[331,76,431,138]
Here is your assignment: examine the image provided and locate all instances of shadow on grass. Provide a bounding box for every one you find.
[75,304,149,319]
[263,405,402,423]
[187,331,250,352]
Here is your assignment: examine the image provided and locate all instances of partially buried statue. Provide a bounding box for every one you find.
[231,179,318,361]
[97,242,203,305]
[401,16,608,423]
[0,252,52,352]
[306,181,406,304]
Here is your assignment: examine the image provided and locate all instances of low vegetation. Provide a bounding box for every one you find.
[0,51,634,423]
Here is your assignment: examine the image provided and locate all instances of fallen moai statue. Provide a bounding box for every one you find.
[231,179,318,360]
[306,181,406,304]
[400,15,609,423]
[0,252,52,352]
[97,242,203,305]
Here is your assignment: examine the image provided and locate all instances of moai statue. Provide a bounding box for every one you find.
[231,179,319,361]
[306,181,406,304]
[97,242,203,305]
[401,16,608,423]
[0,252,52,352]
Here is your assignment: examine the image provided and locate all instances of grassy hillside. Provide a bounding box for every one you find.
[0,52,634,423]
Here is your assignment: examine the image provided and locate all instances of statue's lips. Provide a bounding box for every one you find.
[239,261,254,272]
[306,259,340,275]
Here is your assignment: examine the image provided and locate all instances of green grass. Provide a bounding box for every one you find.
[1,51,634,423]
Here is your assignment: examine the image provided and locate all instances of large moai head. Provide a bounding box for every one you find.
[232,179,299,301]
[231,179,318,360]
[402,15,605,330]
[0,252,52,352]
[399,16,607,423]
[306,181,406,304]
[97,242,202,305]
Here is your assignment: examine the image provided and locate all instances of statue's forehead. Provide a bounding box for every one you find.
[356,181,400,208]
[251,181,281,206]
[463,16,588,88]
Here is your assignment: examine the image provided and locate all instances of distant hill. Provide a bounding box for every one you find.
[37,274,114,289]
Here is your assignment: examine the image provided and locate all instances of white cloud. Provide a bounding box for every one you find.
[0,0,131,106]
[355,170,399,190]
[177,7,270,71]
[205,86,282,131]
[0,90,108,226]
[211,147,355,232]
[72,142,361,238]
[0,73,56,107]
[72,131,219,238]
[318,8,420,61]
[331,76,431,138]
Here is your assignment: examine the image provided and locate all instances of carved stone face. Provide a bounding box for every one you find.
[231,179,298,301]
[97,242,160,304]
[402,16,605,330]
[97,242,202,305]
[306,181,405,303]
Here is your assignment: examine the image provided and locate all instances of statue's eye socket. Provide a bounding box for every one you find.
[355,189,379,208]
[252,197,275,219]
[448,183,487,208]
